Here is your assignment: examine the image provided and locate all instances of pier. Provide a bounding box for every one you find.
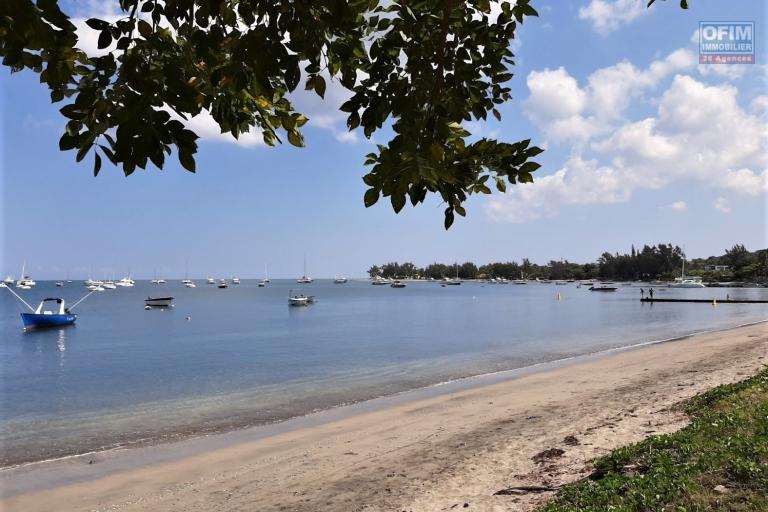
[640,298,768,304]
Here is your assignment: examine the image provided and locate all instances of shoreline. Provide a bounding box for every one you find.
[2,321,766,511]
[3,319,764,475]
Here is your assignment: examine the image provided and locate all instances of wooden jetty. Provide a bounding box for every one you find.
[640,298,768,304]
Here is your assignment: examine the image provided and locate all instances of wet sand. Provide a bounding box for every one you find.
[2,322,766,512]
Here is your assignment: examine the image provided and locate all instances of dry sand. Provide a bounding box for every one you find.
[3,322,766,512]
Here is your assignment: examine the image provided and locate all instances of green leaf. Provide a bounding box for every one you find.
[444,209,455,230]
[179,151,196,172]
[85,18,109,30]
[314,75,326,99]
[76,143,91,162]
[97,30,112,50]
[93,152,102,176]
[364,187,379,207]
[59,133,77,151]
[287,130,304,147]
[138,20,152,39]
[391,193,406,213]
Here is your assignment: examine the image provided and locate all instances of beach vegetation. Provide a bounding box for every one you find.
[540,366,768,512]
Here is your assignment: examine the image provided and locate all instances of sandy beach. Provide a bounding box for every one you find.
[2,322,766,512]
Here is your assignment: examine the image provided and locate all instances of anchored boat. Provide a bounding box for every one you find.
[145,296,174,307]
[21,298,77,330]
[288,289,315,306]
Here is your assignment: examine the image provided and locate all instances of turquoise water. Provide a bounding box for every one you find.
[1,279,766,466]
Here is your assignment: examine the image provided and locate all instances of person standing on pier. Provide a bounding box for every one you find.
[649,288,654,299]
[640,288,645,298]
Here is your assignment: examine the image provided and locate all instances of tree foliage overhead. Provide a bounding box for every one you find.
[0,1,686,227]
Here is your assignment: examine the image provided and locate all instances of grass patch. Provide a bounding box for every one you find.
[540,366,768,512]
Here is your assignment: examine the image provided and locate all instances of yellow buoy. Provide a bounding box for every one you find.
[712,298,717,306]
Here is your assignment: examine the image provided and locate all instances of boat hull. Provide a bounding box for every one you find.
[145,297,174,307]
[21,313,77,330]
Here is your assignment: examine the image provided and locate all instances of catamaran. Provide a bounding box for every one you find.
[669,254,705,288]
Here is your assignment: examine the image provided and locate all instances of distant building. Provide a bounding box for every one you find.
[704,265,731,271]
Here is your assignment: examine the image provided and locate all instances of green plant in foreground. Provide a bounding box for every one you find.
[540,367,768,512]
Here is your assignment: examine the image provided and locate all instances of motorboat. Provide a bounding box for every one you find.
[3,276,14,285]
[207,277,215,284]
[232,277,241,285]
[258,281,266,287]
[334,276,348,284]
[390,280,406,288]
[288,291,316,306]
[371,276,390,285]
[55,282,64,287]
[184,281,197,288]
[442,277,461,285]
[86,284,105,291]
[20,298,77,331]
[145,296,174,307]
[102,281,117,290]
[589,285,618,292]
[554,281,568,285]
[218,280,229,289]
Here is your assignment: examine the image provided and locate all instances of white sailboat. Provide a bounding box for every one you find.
[442,264,461,285]
[181,261,196,287]
[16,261,36,288]
[297,256,313,283]
[669,253,705,288]
[259,264,270,287]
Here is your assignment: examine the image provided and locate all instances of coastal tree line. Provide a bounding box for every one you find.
[368,244,768,282]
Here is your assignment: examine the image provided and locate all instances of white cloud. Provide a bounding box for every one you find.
[714,197,732,213]
[171,110,264,148]
[490,73,767,223]
[667,201,688,211]
[524,49,696,144]
[486,155,631,223]
[578,0,648,34]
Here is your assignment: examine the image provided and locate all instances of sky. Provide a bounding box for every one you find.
[1,0,766,279]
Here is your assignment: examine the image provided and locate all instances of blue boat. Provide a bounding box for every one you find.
[20,298,77,331]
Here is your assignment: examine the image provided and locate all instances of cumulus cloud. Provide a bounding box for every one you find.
[578,0,648,34]
[524,49,696,144]
[490,72,767,223]
[714,197,732,213]
[486,155,631,223]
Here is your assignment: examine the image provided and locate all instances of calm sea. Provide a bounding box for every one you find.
[1,279,766,466]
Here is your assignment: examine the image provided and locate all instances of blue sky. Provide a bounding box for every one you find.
[1,0,766,279]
